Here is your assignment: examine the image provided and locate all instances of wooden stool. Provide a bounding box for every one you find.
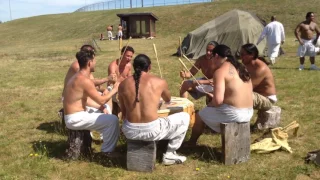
[127,139,157,172]
[65,129,93,160]
[255,106,281,130]
[220,122,250,165]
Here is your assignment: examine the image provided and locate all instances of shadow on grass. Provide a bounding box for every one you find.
[36,120,67,136]
[270,66,305,70]
[156,140,222,164]
[31,139,128,168]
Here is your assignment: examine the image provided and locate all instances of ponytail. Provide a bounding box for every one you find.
[132,54,151,103]
[133,68,142,102]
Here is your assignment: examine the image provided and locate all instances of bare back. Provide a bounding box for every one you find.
[63,72,91,115]
[245,59,276,96]
[214,62,253,108]
[118,73,171,123]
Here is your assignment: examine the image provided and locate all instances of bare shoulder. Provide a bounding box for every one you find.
[125,62,132,68]
[70,60,79,73]
[256,60,271,75]
[214,62,229,76]
[108,59,118,72]
[149,74,166,85]
[196,55,206,64]
[109,59,118,67]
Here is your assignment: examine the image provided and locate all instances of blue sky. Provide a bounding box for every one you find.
[0,0,102,22]
[0,0,210,22]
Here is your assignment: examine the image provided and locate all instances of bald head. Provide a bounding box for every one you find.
[271,16,276,22]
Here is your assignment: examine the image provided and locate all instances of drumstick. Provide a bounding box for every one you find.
[153,43,163,78]
[182,54,210,81]
[178,58,210,94]
[178,58,202,87]
[118,37,131,67]
[179,37,185,86]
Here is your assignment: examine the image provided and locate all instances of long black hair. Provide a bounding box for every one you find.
[212,44,251,82]
[133,54,151,102]
[241,43,259,59]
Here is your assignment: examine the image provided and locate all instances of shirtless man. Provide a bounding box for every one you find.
[185,45,253,146]
[63,49,119,155]
[295,12,320,70]
[240,44,277,111]
[118,24,123,39]
[180,41,218,99]
[119,54,190,165]
[108,46,134,82]
[62,45,115,114]
[108,46,134,115]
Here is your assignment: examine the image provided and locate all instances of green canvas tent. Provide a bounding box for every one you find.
[179,9,266,59]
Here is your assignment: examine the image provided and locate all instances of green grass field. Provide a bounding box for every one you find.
[0,0,320,179]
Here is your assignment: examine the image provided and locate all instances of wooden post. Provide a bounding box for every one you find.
[127,139,156,172]
[220,122,250,165]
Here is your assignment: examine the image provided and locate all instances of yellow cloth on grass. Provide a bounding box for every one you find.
[251,121,299,153]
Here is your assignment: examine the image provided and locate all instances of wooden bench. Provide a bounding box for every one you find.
[254,106,281,130]
[220,122,250,165]
[126,139,157,172]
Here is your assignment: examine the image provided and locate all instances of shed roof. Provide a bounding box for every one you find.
[116,12,159,21]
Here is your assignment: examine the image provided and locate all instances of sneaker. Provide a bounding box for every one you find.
[162,151,187,165]
[310,65,320,70]
[299,65,304,71]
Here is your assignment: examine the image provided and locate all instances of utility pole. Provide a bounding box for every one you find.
[9,0,12,21]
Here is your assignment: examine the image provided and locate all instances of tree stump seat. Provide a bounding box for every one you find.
[65,129,93,160]
[254,106,281,130]
[126,139,157,172]
[220,122,251,165]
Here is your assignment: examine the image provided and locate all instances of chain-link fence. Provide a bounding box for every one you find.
[75,0,212,12]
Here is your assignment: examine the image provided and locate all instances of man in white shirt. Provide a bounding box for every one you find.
[257,16,285,65]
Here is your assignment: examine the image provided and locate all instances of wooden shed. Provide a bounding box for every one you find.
[116,13,158,39]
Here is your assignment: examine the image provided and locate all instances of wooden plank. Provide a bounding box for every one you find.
[127,139,156,172]
[220,122,250,165]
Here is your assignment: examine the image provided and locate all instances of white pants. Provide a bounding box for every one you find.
[64,111,119,152]
[268,43,281,60]
[86,104,112,114]
[297,39,319,57]
[199,104,253,133]
[122,112,190,152]
[107,31,113,40]
[118,31,123,38]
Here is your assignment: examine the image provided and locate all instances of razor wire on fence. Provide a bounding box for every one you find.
[75,0,213,12]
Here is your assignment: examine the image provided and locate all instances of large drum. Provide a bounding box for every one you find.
[157,97,195,127]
